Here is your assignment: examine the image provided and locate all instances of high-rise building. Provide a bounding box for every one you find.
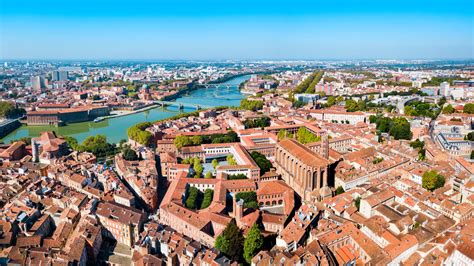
[51,70,68,81]
[31,75,46,90]
[440,81,450,97]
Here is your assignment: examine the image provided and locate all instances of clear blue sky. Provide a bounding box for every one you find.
[0,0,473,60]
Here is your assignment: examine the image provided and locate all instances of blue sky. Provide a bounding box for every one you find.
[0,0,473,60]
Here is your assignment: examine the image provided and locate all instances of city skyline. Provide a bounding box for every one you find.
[1,0,473,60]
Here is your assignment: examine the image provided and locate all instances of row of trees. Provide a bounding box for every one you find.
[305,71,325,93]
[185,187,214,209]
[243,116,271,129]
[201,189,214,209]
[127,122,153,146]
[174,131,239,149]
[182,156,204,178]
[369,115,412,140]
[228,173,247,180]
[240,99,264,111]
[293,71,324,94]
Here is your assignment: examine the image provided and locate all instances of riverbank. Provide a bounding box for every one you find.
[0,74,252,144]
[98,104,161,121]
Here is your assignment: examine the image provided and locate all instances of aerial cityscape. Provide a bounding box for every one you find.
[0,1,473,266]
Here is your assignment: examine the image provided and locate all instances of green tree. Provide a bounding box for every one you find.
[200,189,214,209]
[243,224,264,263]
[191,135,203,145]
[390,117,412,140]
[355,196,361,211]
[244,117,271,129]
[212,159,219,169]
[250,151,273,175]
[422,170,445,192]
[277,129,289,140]
[205,171,213,179]
[345,99,358,112]
[410,139,425,150]
[293,100,305,108]
[228,173,247,180]
[240,99,264,111]
[74,135,117,158]
[438,97,447,107]
[335,186,345,195]
[194,158,204,178]
[296,127,321,144]
[327,96,336,107]
[215,220,244,261]
[227,155,237,165]
[306,71,324,93]
[174,135,192,149]
[185,186,201,209]
[236,191,258,209]
[464,103,474,114]
[0,102,25,118]
[465,132,474,141]
[442,104,455,114]
[127,122,153,146]
[122,147,138,161]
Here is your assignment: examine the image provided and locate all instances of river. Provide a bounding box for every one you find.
[1,75,251,144]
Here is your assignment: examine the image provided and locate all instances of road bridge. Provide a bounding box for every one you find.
[154,101,212,110]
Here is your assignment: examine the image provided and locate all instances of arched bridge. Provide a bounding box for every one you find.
[201,84,234,89]
[154,101,212,110]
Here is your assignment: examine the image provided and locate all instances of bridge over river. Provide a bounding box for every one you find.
[154,100,213,110]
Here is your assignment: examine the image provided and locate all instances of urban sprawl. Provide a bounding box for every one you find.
[0,60,473,265]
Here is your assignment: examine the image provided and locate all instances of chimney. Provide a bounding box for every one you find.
[234,198,244,224]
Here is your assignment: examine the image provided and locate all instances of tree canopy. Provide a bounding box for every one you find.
[174,131,239,149]
[236,191,258,209]
[122,146,138,161]
[296,127,321,144]
[442,104,455,114]
[240,99,264,111]
[464,103,474,114]
[243,224,264,263]
[185,186,202,209]
[422,170,445,192]
[200,189,214,209]
[250,151,272,175]
[243,116,271,129]
[66,135,117,158]
[335,186,345,195]
[370,115,412,140]
[215,220,244,261]
[0,102,25,118]
[127,122,153,146]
